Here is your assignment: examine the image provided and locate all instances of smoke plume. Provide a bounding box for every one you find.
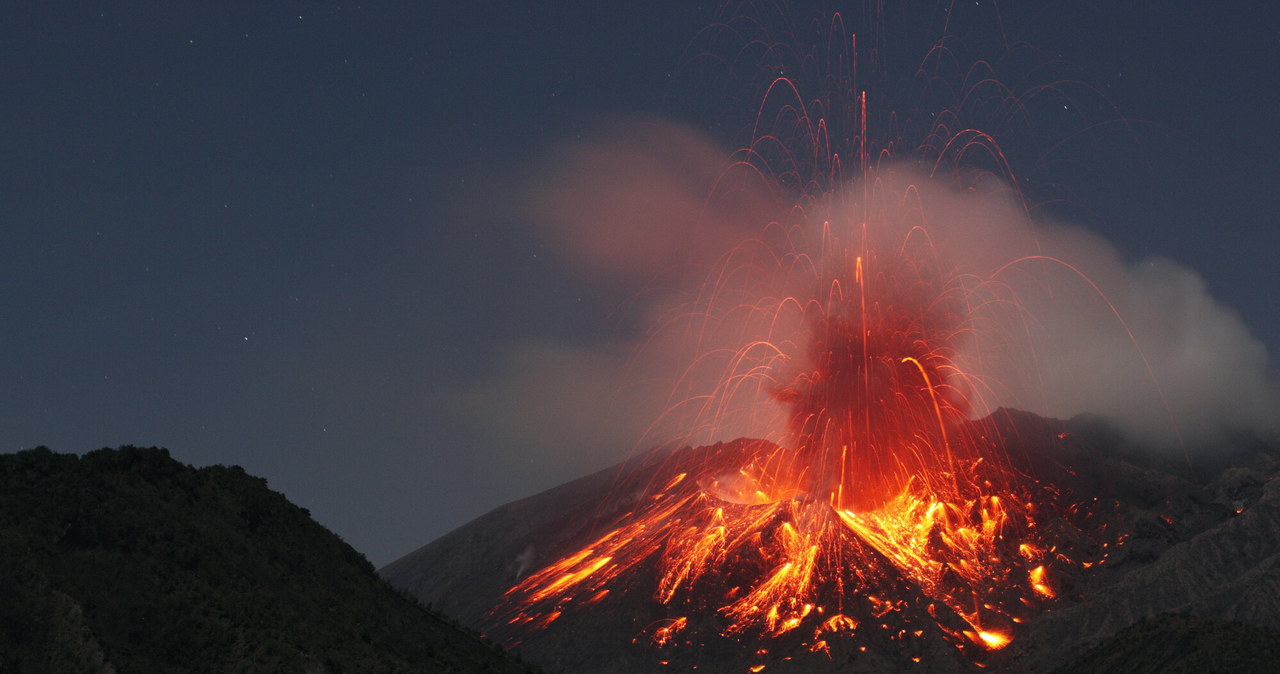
[446,119,1278,472]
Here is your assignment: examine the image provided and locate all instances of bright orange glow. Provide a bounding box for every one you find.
[977,631,1010,650]
[1030,565,1055,599]
[491,422,1074,657]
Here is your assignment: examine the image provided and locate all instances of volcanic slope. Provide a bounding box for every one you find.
[382,409,1280,673]
[1053,612,1280,674]
[0,446,535,674]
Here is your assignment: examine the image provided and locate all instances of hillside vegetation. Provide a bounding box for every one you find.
[0,446,534,673]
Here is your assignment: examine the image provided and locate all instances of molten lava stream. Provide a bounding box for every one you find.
[491,431,1057,660]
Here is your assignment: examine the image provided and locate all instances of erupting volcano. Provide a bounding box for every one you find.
[384,6,1280,674]
[469,9,1126,670]
[486,183,1091,667]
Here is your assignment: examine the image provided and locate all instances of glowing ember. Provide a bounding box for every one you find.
[976,630,1011,650]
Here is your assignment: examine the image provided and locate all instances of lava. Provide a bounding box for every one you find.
[491,431,1067,660]
[487,7,1107,668]
[769,229,971,513]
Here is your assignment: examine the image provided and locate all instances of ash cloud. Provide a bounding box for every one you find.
[519,119,783,282]
[1012,252,1279,449]
[444,119,1278,472]
[895,175,1280,451]
[433,119,784,476]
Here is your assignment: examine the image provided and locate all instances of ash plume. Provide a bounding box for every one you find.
[446,119,1278,472]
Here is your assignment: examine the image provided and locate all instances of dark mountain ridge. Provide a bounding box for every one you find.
[0,445,535,673]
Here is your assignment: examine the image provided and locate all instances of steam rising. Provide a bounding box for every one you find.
[447,120,1278,471]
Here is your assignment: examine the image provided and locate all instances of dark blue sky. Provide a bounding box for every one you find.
[3,1,1277,566]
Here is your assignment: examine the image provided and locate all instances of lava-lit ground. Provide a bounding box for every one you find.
[488,424,1116,669]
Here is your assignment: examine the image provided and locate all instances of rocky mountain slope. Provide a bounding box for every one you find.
[1054,612,1280,673]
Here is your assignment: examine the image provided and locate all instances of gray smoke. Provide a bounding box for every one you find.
[443,119,1278,473]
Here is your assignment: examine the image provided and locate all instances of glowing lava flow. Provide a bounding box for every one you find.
[493,437,1060,656]
[490,212,1071,659]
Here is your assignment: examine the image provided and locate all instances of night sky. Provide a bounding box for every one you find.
[3,1,1278,567]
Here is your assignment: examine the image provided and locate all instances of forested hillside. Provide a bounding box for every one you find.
[0,446,535,673]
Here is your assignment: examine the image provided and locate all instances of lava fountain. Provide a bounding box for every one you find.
[487,8,1109,668]
[490,181,1066,661]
